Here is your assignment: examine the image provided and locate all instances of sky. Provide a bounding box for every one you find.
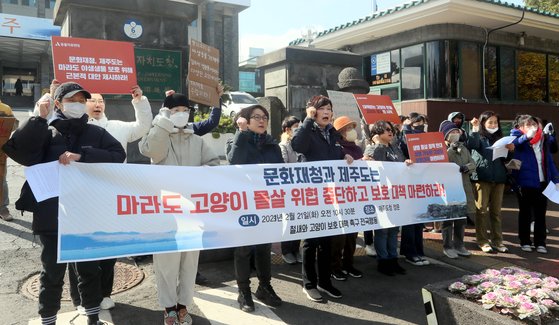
[239,0,525,62]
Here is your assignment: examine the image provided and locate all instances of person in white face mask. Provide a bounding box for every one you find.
[466,111,514,254]
[139,92,219,325]
[439,121,476,260]
[330,116,364,280]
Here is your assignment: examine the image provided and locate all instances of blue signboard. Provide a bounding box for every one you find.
[0,13,60,41]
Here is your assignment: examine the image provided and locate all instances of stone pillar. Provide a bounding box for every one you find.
[38,0,46,18]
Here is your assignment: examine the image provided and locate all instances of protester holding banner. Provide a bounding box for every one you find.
[510,114,559,254]
[279,116,303,265]
[226,104,284,312]
[2,82,126,325]
[364,120,410,276]
[66,85,153,314]
[398,113,429,266]
[466,111,513,254]
[330,116,364,280]
[139,92,219,325]
[439,121,475,259]
[291,95,353,302]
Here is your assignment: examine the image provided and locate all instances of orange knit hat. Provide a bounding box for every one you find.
[333,116,357,131]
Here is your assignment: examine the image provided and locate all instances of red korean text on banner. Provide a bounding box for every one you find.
[51,36,137,94]
[405,132,449,163]
[188,39,220,108]
[353,94,400,125]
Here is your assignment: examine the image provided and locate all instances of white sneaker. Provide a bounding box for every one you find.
[100,297,115,310]
[520,245,533,252]
[536,246,548,254]
[365,245,377,257]
[455,247,471,256]
[76,305,86,315]
[443,248,458,259]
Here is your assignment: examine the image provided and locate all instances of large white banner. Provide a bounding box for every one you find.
[57,160,466,262]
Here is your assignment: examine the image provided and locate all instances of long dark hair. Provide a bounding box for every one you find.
[479,111,503,141]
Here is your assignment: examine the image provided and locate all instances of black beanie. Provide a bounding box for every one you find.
[163,93,189,109]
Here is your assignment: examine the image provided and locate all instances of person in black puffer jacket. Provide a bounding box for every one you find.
[291,95,353,303]
[226,104,283,313]
[2,82,125,325]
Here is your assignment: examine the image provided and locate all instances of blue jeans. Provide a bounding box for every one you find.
[374,227,399,260]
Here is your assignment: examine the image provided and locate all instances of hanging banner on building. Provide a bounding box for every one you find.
[51,36,137,94]
[188,39,220,107]
[327,90,363,137]
[405,132,449,163]
[0,13,60,40]
[135,48,181,100]
[53,160,466,262]
[354,94,400,124]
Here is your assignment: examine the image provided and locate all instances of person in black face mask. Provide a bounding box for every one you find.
[448,112,468,143]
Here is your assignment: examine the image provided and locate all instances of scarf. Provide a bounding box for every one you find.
[530,128,543,145]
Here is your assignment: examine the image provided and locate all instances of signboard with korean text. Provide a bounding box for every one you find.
[135,48,181,100]
[51,160,465,262]
[188,39,220,107]
[326,90,363,137]
[353,94,400,125]
[51,36,137,94]
[0,13,60,40]
[370,52,392,86]
[405,132,449,163]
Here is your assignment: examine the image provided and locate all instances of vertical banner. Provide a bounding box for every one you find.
[405,132,449,163]
[353,94,400,125]
[51,36,137,94]
[135,48,182,100]
[326,90,363,136]
[188,40,220,107]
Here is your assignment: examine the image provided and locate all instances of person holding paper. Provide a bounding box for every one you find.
[439,121,475,259]
[226,105,284,312]
[2,82,126,325]
[364,120,411,276]
[291,95,354,302]
[466,111,513,254]
[139,92,219,325]
[66,85,153,314]
[510,114,559,254]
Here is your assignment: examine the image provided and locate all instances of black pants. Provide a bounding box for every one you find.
[517,183,548,247]
[331,233,357,271]
[364,230,374,245]
[302,236,332,289]
[234,244,272,291]
[38,235,67,319]
[281,240,300,255]
[70,258,116,305]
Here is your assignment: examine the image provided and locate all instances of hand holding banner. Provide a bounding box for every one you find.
[405,132,449,163]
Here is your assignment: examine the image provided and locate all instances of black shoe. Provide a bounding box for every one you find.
[317,284,342,299]
[377,259,395,276]
[195,272,208,285]
[254,284,282,307]
[331,269,348,281]
[343,267,363,278]
[237,289,255,312]
[390,259,406,275]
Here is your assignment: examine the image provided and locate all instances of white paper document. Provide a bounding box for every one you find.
[24,161,60,202]
[543,181,559,204]
[488,136,516,161]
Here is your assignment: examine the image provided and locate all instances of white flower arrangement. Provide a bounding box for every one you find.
[447,267,559,322]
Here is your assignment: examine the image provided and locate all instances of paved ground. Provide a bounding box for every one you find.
[0,108,557,324]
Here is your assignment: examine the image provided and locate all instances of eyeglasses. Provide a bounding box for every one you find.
[385,128,393,133]
[250,115,269,122]
[87,99,104,104]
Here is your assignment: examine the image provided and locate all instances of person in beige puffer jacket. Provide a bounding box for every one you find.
[139,92,219,325]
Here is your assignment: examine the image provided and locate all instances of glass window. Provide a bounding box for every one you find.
[390,49,400,84]
[366,49,400,87]
[426,40,458,99]
[459,42,481,99]
[45,0,55,8]
[517,51,546,102]
[499,47,515,100]
[549,55,559,103]
[2,0,19,4]
[401,43,424,100]
[485,46,498,99]
[381,87,399,101]
[22,0,37,6]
